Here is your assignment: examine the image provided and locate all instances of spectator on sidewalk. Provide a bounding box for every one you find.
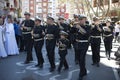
[13,18,22,49]
[114,21,120,43]
[4,15,19,55]
[0,16,7,58]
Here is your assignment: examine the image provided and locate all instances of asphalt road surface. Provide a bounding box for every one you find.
[0,42,120,80]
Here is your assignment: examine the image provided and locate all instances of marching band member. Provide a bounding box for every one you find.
[57,31,69,73]
[103,19,114,60]
[45,16,59,72]
[90,17,103,67]
[73,15,91,80]
[32,17,45,68]
[21,12,34,64]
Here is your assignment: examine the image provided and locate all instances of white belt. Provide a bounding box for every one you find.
[103,34,112,37]
[59,48,66,50]
[91,36,101,38]
[46,38,54,40]
[76,39,88,42]
[34,38,43,41]
[22,32,31,34]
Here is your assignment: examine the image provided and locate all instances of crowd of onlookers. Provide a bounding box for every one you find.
[0,15,20,58]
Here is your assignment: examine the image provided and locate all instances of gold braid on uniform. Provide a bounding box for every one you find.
[76,24,86,34]
[96,25,102,32]
[91,24,102,32]
[59,41,66,49]
[103,27,111,32]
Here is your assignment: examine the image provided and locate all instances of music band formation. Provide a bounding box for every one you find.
[0,12,120,80]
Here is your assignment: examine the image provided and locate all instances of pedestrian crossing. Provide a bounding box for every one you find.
[14,41,120,80]
[88,42,120,53]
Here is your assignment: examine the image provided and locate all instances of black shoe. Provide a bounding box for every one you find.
[75,61,79,65]
[19,50,24,52]
[78,76,83,80]
[108,57,111,60]
[24,61,30,64]
[39,64,43,68]
[30,58,33,61]
[96,63,100,67]
[63,67,69,71]
[35,64,40,67]
[91,63,96,65]
[49,68,55,72]
[57,69,61,74]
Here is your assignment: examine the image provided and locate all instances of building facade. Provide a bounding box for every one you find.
[20,0,88,19]
[0,0,5,16]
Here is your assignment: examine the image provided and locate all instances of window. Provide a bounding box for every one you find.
[30,1,33,4]
[43,8,47,12]
[25,1,29,4]
[48,9,52,13]
[38,3,42,7]
[48,0,52,2]
[36,0,42,2]
[43,0,47,1]
[43,3,47,6]
[56,9,59,13]
[48,3,52,8]
[36,5,42,13]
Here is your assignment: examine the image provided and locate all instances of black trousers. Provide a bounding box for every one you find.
[34,40,44,65]
[114,32,119,42]
[19,35,26,51]
[73,42,79,62]
[46,39,56,68]
[58,50,68,71]
[76,42,89,77]
[104,36,113,57]
[73,43,79,62]
[91,38,101,63]
[24,34,34,62]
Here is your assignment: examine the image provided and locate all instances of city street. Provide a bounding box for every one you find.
[0,0,120,80]
[0,42,120,80]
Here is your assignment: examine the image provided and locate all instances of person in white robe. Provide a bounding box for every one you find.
[5,17,19,55]
[0,18,7,58]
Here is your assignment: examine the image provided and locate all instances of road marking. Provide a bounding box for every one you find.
[16,70,26,74]
[63,69,90,80]
[49,75,61,80]
[16,61,37,66]
[26,65,39,70]
[16,62,26,66]
[113,68,120,80]
[62,69,79,80]
[49,69,90,80]
[34,71,52,76]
